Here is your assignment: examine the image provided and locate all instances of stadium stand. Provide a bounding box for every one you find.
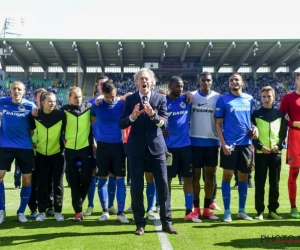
[0,73,294,110]
[0,76,74,107]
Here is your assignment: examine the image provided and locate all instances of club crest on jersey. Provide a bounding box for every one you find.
[18,105,25,112]
[180,102,186,109]
[289,157,293,163]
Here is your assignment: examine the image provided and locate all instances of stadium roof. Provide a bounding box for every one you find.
[1,38,300,72]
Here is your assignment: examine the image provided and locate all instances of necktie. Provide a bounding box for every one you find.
[142,96,148,102]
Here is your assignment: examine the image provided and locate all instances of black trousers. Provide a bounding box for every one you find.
[254,153,281,213]
[36,152,65,213]
[65,147,93,213]
[129,148,172,228]
[28,159,54,212]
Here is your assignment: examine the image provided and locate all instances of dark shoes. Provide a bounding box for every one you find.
[135,227,145,236]
[162,225,178,234]
[135,225,178,235]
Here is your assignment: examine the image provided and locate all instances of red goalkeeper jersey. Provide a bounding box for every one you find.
[279,91,300,130]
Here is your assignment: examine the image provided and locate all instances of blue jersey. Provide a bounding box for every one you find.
[88,98,95,104]
[165,95,191,148]
[215,92,254,146]
[89,97,98,138]
[91,99,124,143]
[0,97,36,149]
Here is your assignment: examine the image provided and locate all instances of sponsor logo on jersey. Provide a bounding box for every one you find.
[167,110,189,117]
[197,103,207,106]
[2,109,26,117]
[230,107,251,112]
[192,105,214,113]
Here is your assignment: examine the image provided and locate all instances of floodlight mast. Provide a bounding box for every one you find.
[0,17,25,38]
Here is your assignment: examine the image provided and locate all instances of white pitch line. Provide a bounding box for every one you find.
[151,204,292,250]
[153,220,173,250]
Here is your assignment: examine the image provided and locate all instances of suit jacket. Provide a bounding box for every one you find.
[119,91,168,156]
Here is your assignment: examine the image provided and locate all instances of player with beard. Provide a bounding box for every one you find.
[215,73,258,222]
[163,76,201,223]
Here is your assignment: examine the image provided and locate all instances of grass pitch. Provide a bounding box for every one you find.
[1,150,300,250]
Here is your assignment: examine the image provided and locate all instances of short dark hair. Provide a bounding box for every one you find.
[102,80,116,94]
[295,72,300,79]
[199,71,212,79]
[169,76,183,85]
[230,72,246,82]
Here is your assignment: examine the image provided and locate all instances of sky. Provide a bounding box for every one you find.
[0,0,299,40]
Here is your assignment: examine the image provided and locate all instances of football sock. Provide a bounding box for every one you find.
[116,178,126,213]
[108,176,116,208]
[87,176,96,207]
[204,197,211,208]
[146,182,155,212]
[17,185,32,214]
[288,167,299,208]
[97,178,108,212]
[185,193,193,211]
[222,180,231,210]
[238,181,248,211]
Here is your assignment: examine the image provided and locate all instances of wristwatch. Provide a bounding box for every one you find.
[149,112,156,120]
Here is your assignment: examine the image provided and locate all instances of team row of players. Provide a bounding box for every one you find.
[0,69,298,228]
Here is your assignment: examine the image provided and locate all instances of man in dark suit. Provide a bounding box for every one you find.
[119,68,177,235]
